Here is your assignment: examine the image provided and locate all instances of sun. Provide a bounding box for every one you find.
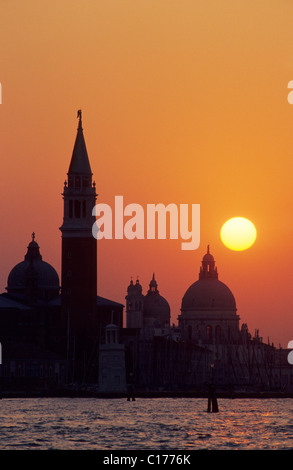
[220,217,257,251]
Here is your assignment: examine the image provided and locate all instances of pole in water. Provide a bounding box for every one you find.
[207,382,219,413]
[127,373,135,401]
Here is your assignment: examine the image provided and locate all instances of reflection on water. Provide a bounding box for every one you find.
[0,397,292,450]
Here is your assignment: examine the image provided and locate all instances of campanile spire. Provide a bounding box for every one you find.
[60,110,97,237]
[68,109,92,177]
[60,111,97,341]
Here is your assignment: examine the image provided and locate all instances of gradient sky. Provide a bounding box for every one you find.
[1,0,293,347]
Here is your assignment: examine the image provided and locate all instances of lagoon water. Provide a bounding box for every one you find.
[0,397,292,450]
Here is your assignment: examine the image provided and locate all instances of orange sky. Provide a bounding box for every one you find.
[1,0,293,347]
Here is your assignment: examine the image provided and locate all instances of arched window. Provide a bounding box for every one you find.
[206,325,212,343]
[215,325,221,343]
[82,176,90,187]
[228,326,232,341]
[196,325,201,340]
[69,200,73,218]
[82,200,86,218]
[75,200,81,218]
[187,325,192,340]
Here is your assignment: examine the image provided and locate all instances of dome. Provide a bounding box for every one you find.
[143,293,170,318]
[181,246,236,312]
[181,278,236,311]
[143,274,170,327]
[7,234,60,302]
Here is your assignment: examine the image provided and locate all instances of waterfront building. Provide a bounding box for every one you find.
[98,323,127,394]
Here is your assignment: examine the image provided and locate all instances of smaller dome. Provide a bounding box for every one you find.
[143,293,170,317]
[7,234,60,303]
[143,274,170,327]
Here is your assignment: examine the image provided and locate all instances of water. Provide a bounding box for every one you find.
[0,397,292,450]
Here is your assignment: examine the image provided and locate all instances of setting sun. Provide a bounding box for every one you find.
[220,217,257,251]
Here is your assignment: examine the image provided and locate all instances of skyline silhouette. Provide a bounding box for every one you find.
[0,110,290,397]
[1,1,293,349]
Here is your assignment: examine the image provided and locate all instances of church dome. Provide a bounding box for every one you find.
[7,233,60,302]
[181,246,236,312]
[182,279,236,311]
[143,274,170,327]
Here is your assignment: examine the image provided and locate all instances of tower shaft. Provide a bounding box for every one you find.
[60,111,97,334]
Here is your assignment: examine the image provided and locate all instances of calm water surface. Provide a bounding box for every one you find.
[0,397,292,450]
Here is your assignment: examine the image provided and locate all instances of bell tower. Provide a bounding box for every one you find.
[60,110,97,335]
[125,278,144,329]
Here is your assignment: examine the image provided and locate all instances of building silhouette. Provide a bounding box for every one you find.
[178,247,278,390]
[179,244,239,345]
[99,323,127,394]
[0,111,123,392]
[122,248,293,393]
[0,111,292,395]
[126,274,170,338]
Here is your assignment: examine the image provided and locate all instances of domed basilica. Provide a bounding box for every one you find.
[179,245,240,345]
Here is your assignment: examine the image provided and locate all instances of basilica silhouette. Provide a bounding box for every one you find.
[0,112,292,396]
